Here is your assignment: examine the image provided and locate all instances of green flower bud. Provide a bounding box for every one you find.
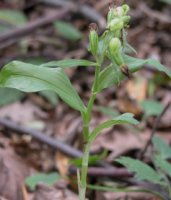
[122,4,130,15]
[89,23,99,56]
[109,38,121,54]
[109,18,124,32]
[121,16,131,26]
[109,38,125,66]
[114,52,124,66]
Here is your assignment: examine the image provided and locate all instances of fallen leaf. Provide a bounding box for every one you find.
[96,189,159,200]
[126,78,148,102]
[0,145,30,200]
[117,98,142,116]
[55,152,70,176]
[91,127,149,161]
[33,184,78,200]
[0,101,47,125]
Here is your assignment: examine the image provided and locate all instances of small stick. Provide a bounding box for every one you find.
[0,117,82,158]
[40,0,106,28]
[69,166,133,178]
[0,8,69,44]
[0,117,110,168]
[139,101,171,159]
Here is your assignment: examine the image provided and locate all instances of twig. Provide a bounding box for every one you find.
[139,101,171,159]
[69,166,133,178]
[40,0,106,28]
[0,117,110,168]
[0,8,69,45]
[0,117,82,158]
[139,3,171,25]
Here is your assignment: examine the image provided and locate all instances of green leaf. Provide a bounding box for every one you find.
[40,59,96,68]
[39,90,58,106]
[97,55,171,92]
[71,150,107,167]
[152,136,171,159]
[97,54,145,91]
[116,157,162,185]
[146,59,171,78]
[154,155,171,178]
[0,9,27,32]
[124,56,171,78]
[0,88,24,106]
[21,57,48,65]
[0,61,85,112]
[25,172,60,191]
[89,113,138,142]
[97,65,123,92]
[140,100,164,117]
[54,21,82,41]
[122,30,137,54]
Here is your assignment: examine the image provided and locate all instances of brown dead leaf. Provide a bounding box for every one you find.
[92,128,149,161]
[116,78,147,115]
[117,98,142,116]
[0,197,8,200]
[96,190,159,200]
[0,101,46,125]
[22,184,29,200]
[0,145,30,200]
[126,78,148,102]
[55,152,70,177]
[33,184,78,200]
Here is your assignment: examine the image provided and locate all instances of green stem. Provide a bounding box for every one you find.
[86,93,96,122]
[92,63,100,92]
[79,141,91,200]
[86,62,100,121]
[78,61,101,200]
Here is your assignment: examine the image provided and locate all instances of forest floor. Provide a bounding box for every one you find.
[0,0,171,199]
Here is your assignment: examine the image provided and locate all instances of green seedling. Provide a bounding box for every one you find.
[116,136,171,199]
[0,3,171,200]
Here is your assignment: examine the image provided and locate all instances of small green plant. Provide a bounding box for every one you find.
[0,3,171,200]
[116,136,171,199]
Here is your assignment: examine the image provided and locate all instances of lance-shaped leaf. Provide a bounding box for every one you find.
[0,61,85,112]
[25,172,60,191]
[153,155,171,178]
[97,55,171,92]
[97,65,123,92]
[116,157,163,185]
[89,113,138,142]
[152,136,171,159]
[40,59,96,68]
[125,56,171,77]
[0,9,27,26]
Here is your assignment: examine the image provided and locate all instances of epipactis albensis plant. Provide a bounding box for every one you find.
[0,3,171,200]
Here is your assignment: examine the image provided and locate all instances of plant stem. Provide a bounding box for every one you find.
[79,62,101,200]
[79,140,91,200]
[86,62,100,121]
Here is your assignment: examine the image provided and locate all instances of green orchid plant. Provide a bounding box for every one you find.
[0,3,170,200]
